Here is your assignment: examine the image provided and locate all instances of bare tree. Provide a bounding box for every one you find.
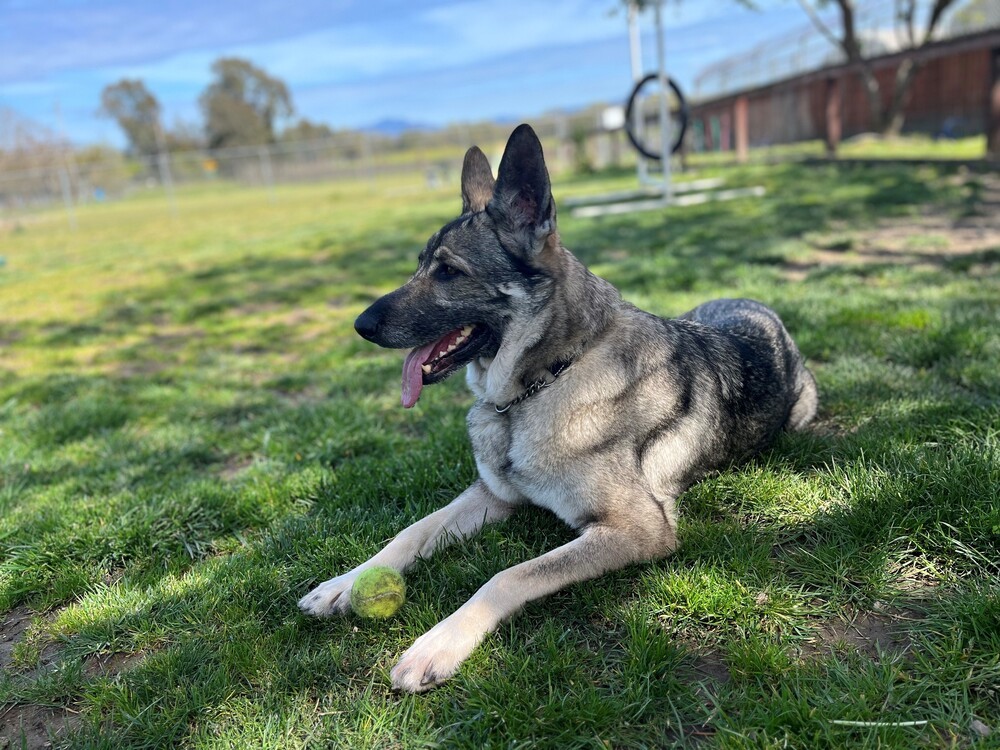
[797,0,959,135]
[0,108,75,206]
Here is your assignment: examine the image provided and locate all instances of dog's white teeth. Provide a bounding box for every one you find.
[421,364,431,374]
[451,326,473,349]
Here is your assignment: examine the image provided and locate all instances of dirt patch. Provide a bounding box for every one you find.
[0,216,37,234]
[274,385,325,406]
[249,375,325,405]
[799,608,920,660]
[670,649,730,746]
[217,455,256,480]
[146,329,205,347]
[113,360,170,379]
[232,301,284,317]
[109,327,206,378]
[784,177,1000,281]
[0,610,143,747]
[0,326,21,348]
[280,309,318,326]
[689,649,731,686]
[34,643,62,673]
[0,704,81,749]
[1,606,65,678]
[0,607,34,670]
[807,415,862,438]
[785,220,1000,280]
[83,651,144,679]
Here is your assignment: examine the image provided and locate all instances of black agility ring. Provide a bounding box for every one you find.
[624,72,688,160]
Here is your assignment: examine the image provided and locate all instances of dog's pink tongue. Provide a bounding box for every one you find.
[401,340,440,408]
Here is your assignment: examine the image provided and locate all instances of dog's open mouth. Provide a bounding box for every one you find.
[401,324,491,408]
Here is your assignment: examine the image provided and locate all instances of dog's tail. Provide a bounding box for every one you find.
[786,365,818,432]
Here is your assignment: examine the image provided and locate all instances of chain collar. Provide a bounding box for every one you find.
[494,360,572,414]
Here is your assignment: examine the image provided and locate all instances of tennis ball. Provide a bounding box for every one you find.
[350,566,406,618]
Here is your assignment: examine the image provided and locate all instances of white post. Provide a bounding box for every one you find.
[258,145,276,203]
[53,100,78,229]
[627,2,648,185]
[653,0,672,205]
[154,121,178,217]
[57,161,77,230]
[361,132,375,188]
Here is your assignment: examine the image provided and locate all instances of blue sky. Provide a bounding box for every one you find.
[0,0,809,146]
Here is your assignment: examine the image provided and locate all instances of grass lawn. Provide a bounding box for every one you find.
[1,160,998,749]
[683,135,990,169]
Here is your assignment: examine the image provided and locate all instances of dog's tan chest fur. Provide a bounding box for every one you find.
[467,355,671,531]
[467,398,613,529]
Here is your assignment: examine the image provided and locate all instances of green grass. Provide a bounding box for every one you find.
[1,160,998,748]
[685,135,988,167]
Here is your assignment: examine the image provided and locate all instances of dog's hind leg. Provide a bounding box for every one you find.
[787,366,818,431]
[390,514,675,692]
[298,479,515,616]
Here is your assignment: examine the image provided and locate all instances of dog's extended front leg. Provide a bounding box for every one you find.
[298,479,515,616]
[390,518,675,692]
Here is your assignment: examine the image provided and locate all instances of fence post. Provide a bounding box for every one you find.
[628,2,648,184]
[154,122,178,217]
[361,133,375,189]
[57,161,77,230]
[734,95,749,163]
[258,146,276,203]
[988,46,1000,159]
[825,75,843,158]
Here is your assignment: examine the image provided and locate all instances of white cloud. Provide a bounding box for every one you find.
[418,0,621,53]
[0,79,59,96]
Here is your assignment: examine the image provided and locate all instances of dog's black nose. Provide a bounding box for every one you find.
[354,307,381,341]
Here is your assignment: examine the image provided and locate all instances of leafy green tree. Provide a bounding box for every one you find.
[200,58,293,149]
[946,0,996,35]
[163,118,205,151]
[99,79,162,156]
[281,118,334,143]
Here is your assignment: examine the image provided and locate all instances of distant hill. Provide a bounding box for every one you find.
[361,115,538,137]
[363,118,436,137]
[488,115,522,125]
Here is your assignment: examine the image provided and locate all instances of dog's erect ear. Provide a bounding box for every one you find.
[461,146,495,214]
[489,124,555,253]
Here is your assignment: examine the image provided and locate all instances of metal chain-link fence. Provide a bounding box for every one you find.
[0,119,605,223]
[694,0,999,101]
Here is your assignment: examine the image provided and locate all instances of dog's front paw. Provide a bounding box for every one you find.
[390,613,484,692]
[298,572,357,616]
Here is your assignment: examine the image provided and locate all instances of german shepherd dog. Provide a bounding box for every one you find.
[299,124,818,692]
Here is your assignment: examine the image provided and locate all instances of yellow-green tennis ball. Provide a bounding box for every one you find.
[350,567,405,618]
